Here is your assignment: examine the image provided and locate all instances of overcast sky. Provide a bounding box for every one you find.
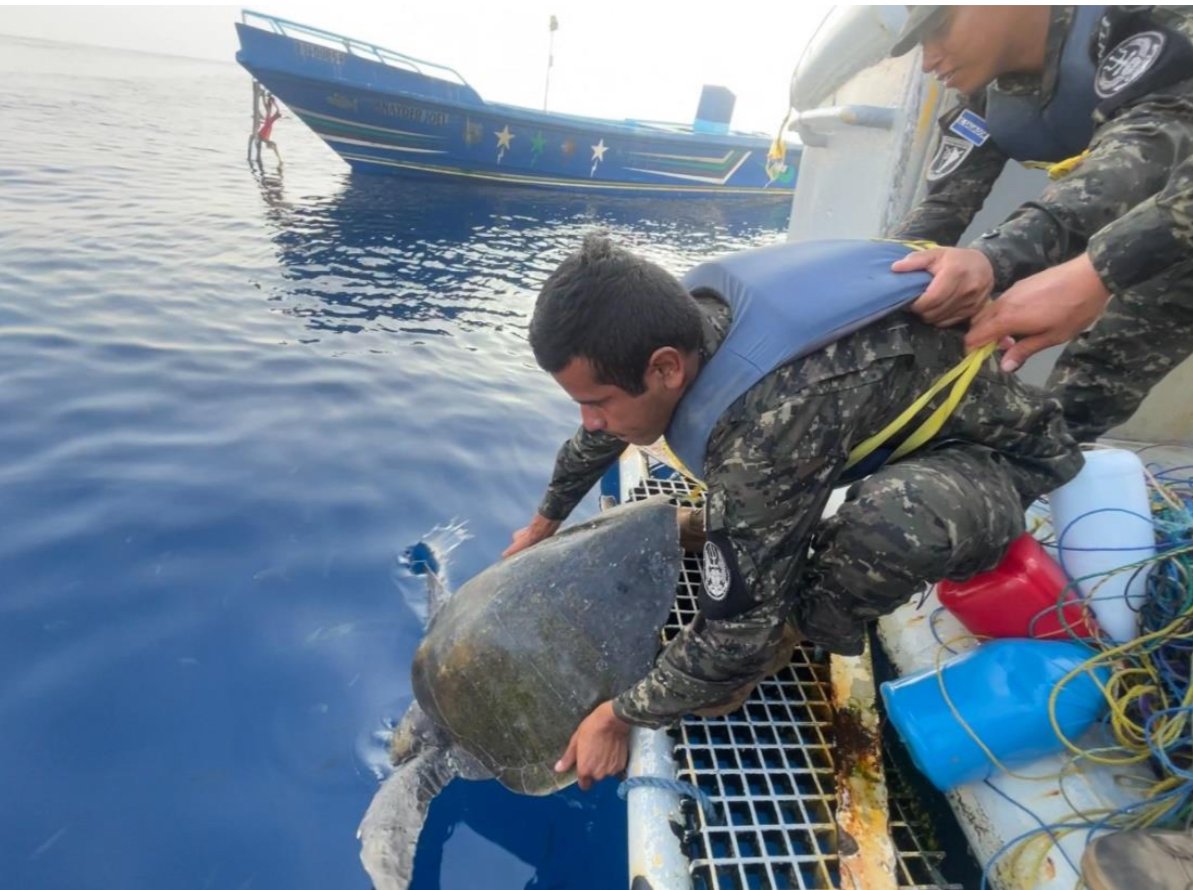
[0,2,836,132]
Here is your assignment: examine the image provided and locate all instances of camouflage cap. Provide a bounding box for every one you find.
[890,6,946,57]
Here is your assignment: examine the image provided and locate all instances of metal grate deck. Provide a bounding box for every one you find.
[627,467,961,890]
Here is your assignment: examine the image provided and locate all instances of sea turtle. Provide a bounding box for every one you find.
[358,495,682,890]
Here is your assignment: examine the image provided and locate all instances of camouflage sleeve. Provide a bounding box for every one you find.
[1087,154,1193,291]
[535,427,624,521]
[886,103,1009,245]
[971,98,1193,290]
[612,390,846,728]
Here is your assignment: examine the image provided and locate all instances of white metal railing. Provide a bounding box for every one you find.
[240,8,471,87]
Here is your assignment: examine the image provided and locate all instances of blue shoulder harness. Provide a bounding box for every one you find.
[664,239,931,480]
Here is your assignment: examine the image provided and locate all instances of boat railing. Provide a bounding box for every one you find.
[624,118,773,139]
[621,118,692,134]
[241,9,473,88]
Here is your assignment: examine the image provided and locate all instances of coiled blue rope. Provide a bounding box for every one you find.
[617,776,721,824]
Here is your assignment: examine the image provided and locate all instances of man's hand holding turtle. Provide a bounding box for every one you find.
[554,700,630,791]
[503,513,561,558]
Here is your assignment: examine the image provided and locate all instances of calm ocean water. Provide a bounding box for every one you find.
[0,34,788,889]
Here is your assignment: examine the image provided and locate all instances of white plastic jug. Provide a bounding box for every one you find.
[1048,448,1156,642]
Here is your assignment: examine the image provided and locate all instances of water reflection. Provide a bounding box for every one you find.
[1,35,793,889]
[412,780,618,890]
[253,170,789,337]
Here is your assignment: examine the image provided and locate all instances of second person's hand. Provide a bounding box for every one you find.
[892,246,995,327]
[965,254,1112,372]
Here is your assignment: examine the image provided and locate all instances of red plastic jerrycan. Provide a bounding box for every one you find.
[937,534,1098,640]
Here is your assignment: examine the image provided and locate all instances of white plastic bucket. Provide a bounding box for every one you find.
[1048,448,1156,643]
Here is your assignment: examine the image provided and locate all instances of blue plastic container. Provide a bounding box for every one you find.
[880,639,1109,790]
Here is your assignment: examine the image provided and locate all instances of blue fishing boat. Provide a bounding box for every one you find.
[234,10,798,197]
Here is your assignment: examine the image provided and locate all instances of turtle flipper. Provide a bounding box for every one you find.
[358,746,457,890]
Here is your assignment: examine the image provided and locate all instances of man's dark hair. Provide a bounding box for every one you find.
[529,233,703,395]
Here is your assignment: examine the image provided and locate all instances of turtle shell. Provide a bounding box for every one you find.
[411,495,680,794]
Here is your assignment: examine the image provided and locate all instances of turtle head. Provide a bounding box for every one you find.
[389,700,451,766]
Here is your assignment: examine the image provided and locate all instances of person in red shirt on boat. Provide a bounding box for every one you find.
[252,88,283,169]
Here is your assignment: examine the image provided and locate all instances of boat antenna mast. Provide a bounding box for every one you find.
[543,14,558,111]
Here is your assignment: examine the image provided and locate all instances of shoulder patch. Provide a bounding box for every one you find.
[1096,31,1167,98]
[702,541,730,601]
[948,109,990,147]
[697,528,752,620]
[927,135,973,182]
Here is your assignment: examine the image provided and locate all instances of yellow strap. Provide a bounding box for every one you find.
[1020,150,1090,180]
[844,342,997,471]
[767,109,793,164]
[1046,150,1089,179]
[871,237,941,252]
[1045,149,1092,178]
[655,342,996,483]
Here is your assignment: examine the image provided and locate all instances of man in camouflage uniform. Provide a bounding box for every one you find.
[886,6,1193,442]
[507,234,1082,789]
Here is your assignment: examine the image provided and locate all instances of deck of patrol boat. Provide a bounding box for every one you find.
[619,450,971,890]
[878,440,1193,890]
[620,440,1193,890]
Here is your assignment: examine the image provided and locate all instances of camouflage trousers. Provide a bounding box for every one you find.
[1048,261,1193,443]
[794,444,1030,656]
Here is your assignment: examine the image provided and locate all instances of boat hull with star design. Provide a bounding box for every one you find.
[235,11,799,197]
